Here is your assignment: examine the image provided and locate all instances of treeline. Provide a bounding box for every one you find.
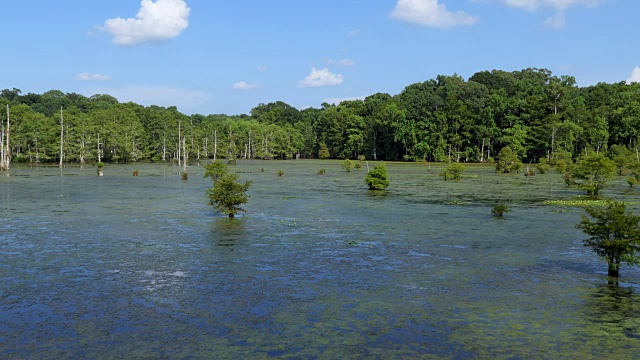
[1,67,639,165]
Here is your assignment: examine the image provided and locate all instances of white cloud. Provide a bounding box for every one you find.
[257,65,268,71]
[76,72,113,81]
[348,29,361,36]
[99,0,190,45]
[83,85,209,113]
[232,81,260,90]
[496,0,601,11]
[390,0,479,29]
[299,68,343,88]
[542,12,566,29]
[627,67,640,84]
[323,95,368,105]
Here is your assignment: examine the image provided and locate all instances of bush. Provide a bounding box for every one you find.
[317,168,326,175]
[535,161,550,174]
[318,143,330,159]
[96,161,104,168]
[181,171,188,180]
[204,161,227,181]
[277,170,285,177]
[341,159,354,172]
[133,169,139,176]
[496,146,522,173]
[492,203,510,217]
[440,163,466,180]
[365,163,390,190]
[555,160,568,173]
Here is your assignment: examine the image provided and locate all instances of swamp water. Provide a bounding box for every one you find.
[1,161,639,359]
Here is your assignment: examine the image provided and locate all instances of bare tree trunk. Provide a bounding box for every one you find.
[80,134,86,165]
[2,105,10,170]
[6,105,10,170]
[1,120,5,170]
[480,138,485,163]
[59,107,64,168]
[97,134,101,162]
[178,121,181,167]
[163,133,166,161]
[373,131,377,161]
[182,137,187,172]
[213,129,217,162]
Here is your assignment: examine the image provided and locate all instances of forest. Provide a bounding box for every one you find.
[1,67,639,167]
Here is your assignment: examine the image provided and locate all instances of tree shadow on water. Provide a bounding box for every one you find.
[582,282,640,340]
[212,217,249,248]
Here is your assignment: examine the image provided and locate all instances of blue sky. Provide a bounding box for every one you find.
[3,0,639,115]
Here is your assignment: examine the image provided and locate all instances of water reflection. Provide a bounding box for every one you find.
[584,283,640,339]
[212,217,248,247]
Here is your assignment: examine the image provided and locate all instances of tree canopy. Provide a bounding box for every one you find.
[2,67,640,166]
[577,202,640,277]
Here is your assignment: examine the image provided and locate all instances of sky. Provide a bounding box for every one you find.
[2,0,639,115]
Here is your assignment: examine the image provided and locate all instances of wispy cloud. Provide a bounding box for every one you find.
[76,72,113,81]
[299,68,343,88]
[348,29,361,36]
[541,12,566,29]
[232,81,260,90]
[495,0,601,11]
[390,0,479,29]
[326,58,356,67]
[99,0,190,46]
[257,65,268,72]
[82,84,210,113]
[627,67,640,84]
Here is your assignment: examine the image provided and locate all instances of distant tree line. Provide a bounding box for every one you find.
[1,67,639,165]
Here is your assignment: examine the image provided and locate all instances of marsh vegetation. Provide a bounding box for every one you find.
[1,160,639,358]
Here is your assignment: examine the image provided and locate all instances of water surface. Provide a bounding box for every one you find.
[1,161,639,359]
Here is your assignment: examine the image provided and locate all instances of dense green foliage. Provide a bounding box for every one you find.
[203,160,228,182]
[577,202,640,277]
[496,146,522,173]
[206,168,252,218]
[1,68,640,166]
[569,153,617,196]
[365,164,390,190]
[440,162,466,180]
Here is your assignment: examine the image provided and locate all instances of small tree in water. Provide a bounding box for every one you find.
[205,161,252,218]
[365,163,390,190]
[203,160,227,182]
[341,159,354,172]
[577,202,640,278]
[440,163,465,180]
[318,143,330,159]
[570,153,616,197]
[495,146,522,173]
